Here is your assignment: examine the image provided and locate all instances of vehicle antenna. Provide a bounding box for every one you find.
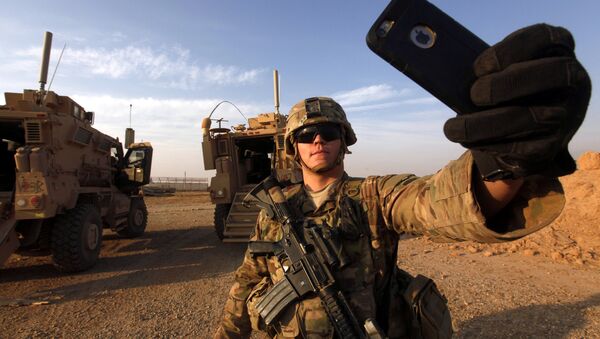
[207,100,248,122]
[47,42,66,93]
[273,69,280,114]
[213,117,229,129]
[38,31,53,93]
[129,104,132,128]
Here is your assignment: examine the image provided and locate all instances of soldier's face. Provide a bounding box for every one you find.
[296,129,342,172]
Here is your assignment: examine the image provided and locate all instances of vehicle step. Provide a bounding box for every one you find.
[222,238,250,243]
[225,222,255,227]
[224,226,254,232]
[223,230,253,236]
[232,202,260,207]
[228,219,258,225]
[230,207,260,213]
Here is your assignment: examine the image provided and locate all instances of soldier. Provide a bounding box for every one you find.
[214,24,591,338]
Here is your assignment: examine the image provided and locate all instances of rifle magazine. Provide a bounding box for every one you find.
[256,276,299,326]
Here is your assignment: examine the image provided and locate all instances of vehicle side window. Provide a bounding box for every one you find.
[128,150,145,164]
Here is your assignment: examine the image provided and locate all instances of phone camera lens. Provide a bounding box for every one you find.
[376,20,395,38]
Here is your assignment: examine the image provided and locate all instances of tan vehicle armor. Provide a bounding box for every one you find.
[201,70,301,242]
[0,32,153,272]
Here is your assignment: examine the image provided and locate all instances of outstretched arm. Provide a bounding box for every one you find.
[372,151,565,243]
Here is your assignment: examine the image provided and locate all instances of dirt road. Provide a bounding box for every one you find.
[1,192,599,338]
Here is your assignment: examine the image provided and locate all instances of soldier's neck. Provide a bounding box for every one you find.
[302,164,344,192]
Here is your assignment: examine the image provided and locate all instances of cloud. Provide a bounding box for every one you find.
[402,97,439,105]
[344,101,404,113]
[67,94,271,177]
[330,85,455,175]
[0,57,38,74]
[71,94,267,139]
[353,115,443,138]
[203,65,264,85]
[4,44,264,89]
[331,84,409,106]
[110,32,127,43]
[69,93,450,178]
[330,84,441,116]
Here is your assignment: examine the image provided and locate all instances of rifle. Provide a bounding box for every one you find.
[244,175,385,339]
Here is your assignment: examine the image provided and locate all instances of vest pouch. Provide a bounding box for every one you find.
[403,274,453,339]
[297,296,333,338]
[386,268,414,338]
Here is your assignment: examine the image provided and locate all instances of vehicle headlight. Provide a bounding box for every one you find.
[16,199,27,207]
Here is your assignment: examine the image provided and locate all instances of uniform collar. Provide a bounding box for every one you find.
[293,173,349,215]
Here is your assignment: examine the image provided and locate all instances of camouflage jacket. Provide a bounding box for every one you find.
[214,151,564,338]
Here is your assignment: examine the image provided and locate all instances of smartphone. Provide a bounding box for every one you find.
[366,0,489,115]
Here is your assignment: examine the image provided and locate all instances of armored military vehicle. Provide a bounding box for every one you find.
[0,32,153,272]
[201,70,300,242]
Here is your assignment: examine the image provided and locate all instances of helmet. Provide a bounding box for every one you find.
[285,97,356,156]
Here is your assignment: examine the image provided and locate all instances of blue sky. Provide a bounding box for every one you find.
[1,1,598,178]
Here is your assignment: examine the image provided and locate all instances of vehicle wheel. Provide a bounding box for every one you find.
[51,204,103,273]
[116,198,148,238]
[214,203,231,241]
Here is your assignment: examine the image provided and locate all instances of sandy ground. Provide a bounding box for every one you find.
[1,158,599,338]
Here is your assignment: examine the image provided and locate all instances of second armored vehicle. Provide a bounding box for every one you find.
[201,71,300,242]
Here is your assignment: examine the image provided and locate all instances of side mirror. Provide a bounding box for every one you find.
[84,111,95,125]
[123,145,153,185]
[201,117,211,136]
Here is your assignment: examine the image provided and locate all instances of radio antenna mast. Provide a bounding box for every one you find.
[38,31,53,93]
[273,69,280,114]
[47,42,66,93]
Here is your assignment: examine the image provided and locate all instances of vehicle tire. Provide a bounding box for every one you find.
[214,203,231,241]
[51,204,103,273]
[116,198,148,238]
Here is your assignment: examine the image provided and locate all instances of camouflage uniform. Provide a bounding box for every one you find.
[214,150,564,338]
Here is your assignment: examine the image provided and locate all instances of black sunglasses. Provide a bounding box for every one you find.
[294,123,341,143]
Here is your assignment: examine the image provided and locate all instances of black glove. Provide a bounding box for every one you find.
[444,24,591,180]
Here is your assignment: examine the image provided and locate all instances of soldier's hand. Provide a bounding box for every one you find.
[444,24,591,180]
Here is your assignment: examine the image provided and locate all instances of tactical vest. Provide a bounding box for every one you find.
[248,175,451,338]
